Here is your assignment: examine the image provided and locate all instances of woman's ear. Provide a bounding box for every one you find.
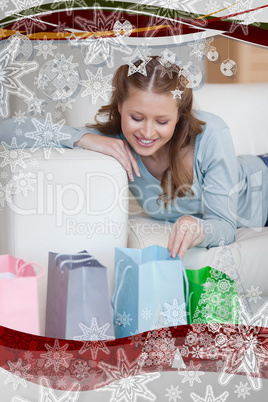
[118,103,122,114]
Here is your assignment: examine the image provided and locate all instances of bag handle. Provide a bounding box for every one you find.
[112,258,125,304]
[54,253,96,272]
[15,259,45,279]
[181,263,189,307]
[112,264,133,325]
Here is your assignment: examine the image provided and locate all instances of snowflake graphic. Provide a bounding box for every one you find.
[3,359,32,390]
[54,110,62,120]
[178,360,205,386]
[222,0,261,35]
[27,158,39,169]
[205,0,220,14]
[219,299,268,391]
[156,49,181,78]
[140,328,176,369]
[116,311,133,327]
[52,54,79,81]
[9,1,46,35]
[51,0,87,17]
[141,0,199,16]
[25,113,71,159]
[13,110,26,125]
[12,376,80,402]
[75,5,132,68]
[191,385,229,402]
[34,36,57,60]
[171,88,184,100]
[53,21,69,38]
[37,55,79,103]
[234,381,251,399]
[0,45,38,118]
[141,308,153,320]
[8,171,36,196]
[246,285,263,303]
[123,47,152,76]
[165,385,182,401]
[97,348,160,402]
[40,339,73,372]
[24,95,46,116]
[15,128,23,137]
[0,137,31,172]
[56,378,67,390]
[0,170,8,180]
[161,299,187,326]
[0,0,8,12]
[55,98,76,112]
[73,317,114,359]
[188,33,216,61]
[23,351,34,362]
[69,358,90,381]
[130,330,144,348]
[80,68,114,104]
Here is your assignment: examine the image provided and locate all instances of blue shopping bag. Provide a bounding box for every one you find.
[112,245,189,338]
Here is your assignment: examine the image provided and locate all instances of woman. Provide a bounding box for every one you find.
[0,56,267,259]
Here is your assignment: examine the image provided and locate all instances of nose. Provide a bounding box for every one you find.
[140,120,155,139]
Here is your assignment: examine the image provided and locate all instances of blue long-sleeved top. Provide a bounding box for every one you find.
[0,109,267,248]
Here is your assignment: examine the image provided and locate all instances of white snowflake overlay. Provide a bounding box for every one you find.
[178,360,205,387]
[138,328,176,370]
[116,311,133,328]
[97,348,160,402]
[74,5,132,68]
[25,113,71,159]
[40,339,73,372]
[80,68,114,104]
[191,385,229,402]
[165,385,182,401]
[161,299,187,326]
[0,41,38,118]
[223,0,261,35]
[12,376,80,402]
[0,137,31,172]
[73,317,114,359]
[3,358,33,390]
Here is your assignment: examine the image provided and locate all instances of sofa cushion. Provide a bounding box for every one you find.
[128,213,268,296]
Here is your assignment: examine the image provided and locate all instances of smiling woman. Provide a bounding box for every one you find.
[0,55,268,260]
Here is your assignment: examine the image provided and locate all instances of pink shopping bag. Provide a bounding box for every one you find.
[0,255,45,335]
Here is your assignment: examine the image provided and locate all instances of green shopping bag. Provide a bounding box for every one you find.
[186,266,240,325]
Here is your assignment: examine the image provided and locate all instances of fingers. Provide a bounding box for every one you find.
[168,218,204,260]
[124,142,141,178]
[111,140,140,181]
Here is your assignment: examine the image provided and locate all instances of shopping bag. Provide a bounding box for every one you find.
[45,251,115,341]
[0,255,44,335]
[112,245,188,339]
[186,266,240,324]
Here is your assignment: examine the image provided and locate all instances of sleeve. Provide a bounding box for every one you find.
[188,126,239,248]
[0,117,115,149]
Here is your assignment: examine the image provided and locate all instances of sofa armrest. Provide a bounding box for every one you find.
[0,147,129,333]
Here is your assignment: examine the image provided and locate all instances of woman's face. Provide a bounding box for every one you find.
[118,87,180,159]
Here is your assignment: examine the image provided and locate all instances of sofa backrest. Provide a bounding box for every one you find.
[193,83,268,156]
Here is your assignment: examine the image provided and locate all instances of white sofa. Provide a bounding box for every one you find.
[0,82,268,335]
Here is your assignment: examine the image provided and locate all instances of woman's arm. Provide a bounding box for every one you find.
[168,126,239,258]
[0,117,140,180]
[0,116,90,149]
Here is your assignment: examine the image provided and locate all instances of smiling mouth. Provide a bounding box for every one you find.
[134,135,158,146]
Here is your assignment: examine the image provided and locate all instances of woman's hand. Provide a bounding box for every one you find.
[74,133,140,181]
[168,216,205,260]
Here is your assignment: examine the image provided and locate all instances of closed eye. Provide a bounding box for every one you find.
[131,116,168,125]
